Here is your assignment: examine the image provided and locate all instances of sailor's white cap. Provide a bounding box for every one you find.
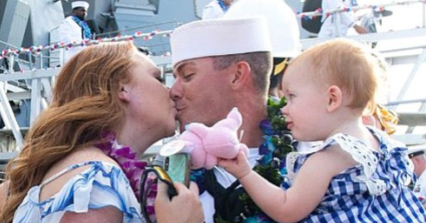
[224,0,301,58]
[408,144,426,158]
[72,1,89,10]
[171,16,272,68]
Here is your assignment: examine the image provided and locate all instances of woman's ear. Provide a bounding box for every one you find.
[118,82,130,103]
[326,85,342,112]
[231,61,251,90]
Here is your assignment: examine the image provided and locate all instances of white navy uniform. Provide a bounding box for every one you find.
[200,148,259,223]
[318,0,358,38]
[409,146,426,199]
[202,0,227,20]
[58,16,86,64]
[413,170,426,198]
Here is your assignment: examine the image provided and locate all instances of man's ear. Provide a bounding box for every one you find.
[118,82,131,103]
[231,61,251,90]
[326,85,342,112]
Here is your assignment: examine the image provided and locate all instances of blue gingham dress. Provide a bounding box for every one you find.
[285,127,426,222]
[12,161,144,223]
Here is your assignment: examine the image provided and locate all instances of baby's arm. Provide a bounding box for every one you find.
[219,145,355,222]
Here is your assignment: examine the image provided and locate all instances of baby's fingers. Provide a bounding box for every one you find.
[236,150,247,161]
[217,157,234,168]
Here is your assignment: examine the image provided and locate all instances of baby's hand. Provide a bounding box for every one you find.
[218,150,251,179]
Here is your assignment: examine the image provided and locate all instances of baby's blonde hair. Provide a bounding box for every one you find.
[291,39,382,110]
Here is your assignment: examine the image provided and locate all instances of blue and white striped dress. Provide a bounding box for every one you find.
[12,161,144,223]
[285,127,426,222]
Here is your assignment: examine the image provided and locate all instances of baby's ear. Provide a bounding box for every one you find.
[326,85,342,112]
[187,123,209,139]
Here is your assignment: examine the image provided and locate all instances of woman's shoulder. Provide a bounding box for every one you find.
[14,159,142,222]
[65,146,119,165]
[44,146,119,178]
[39,146,119,201]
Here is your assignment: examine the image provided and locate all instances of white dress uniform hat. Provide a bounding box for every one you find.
[170,16,272,68]
[72,1,89,10]
[224,0,301,58]
[408,144,426,158]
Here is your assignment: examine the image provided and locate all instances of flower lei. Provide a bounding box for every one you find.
[232,96,294,223]
[96,133,156,216]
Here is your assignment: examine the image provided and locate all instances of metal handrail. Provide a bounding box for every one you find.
[0,40,18,50]
[95,20,179,39]
[386,98,426,106]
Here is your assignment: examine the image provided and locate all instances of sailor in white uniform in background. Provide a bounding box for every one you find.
[408,144,426,206]
[202,0,235,20]
[59,1,92,64]
[318,0,368,38]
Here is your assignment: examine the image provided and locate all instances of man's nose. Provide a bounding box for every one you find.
[169,83,182,101]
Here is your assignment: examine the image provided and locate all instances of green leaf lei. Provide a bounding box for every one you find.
[217,96,295,222]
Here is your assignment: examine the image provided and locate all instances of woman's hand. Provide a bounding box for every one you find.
[155,181,204,223]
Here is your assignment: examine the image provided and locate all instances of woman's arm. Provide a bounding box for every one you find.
[60,206,123,223]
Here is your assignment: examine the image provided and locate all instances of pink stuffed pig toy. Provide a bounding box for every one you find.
[179,107,249,170]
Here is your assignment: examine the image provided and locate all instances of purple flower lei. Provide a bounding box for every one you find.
[96,133,156,216]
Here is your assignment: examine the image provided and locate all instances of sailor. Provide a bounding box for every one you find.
[318,0,368,38]
[202,0,235,20]
[408,144,426,203]
[59,1,92,64]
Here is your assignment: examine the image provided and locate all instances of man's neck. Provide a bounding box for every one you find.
[238,100,268,148]
[240,125,264,148]
[72,15,83,21]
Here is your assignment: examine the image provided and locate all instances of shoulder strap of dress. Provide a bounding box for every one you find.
[286,152,301,182]
[39,161,100,188]
[328,133,387,195]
